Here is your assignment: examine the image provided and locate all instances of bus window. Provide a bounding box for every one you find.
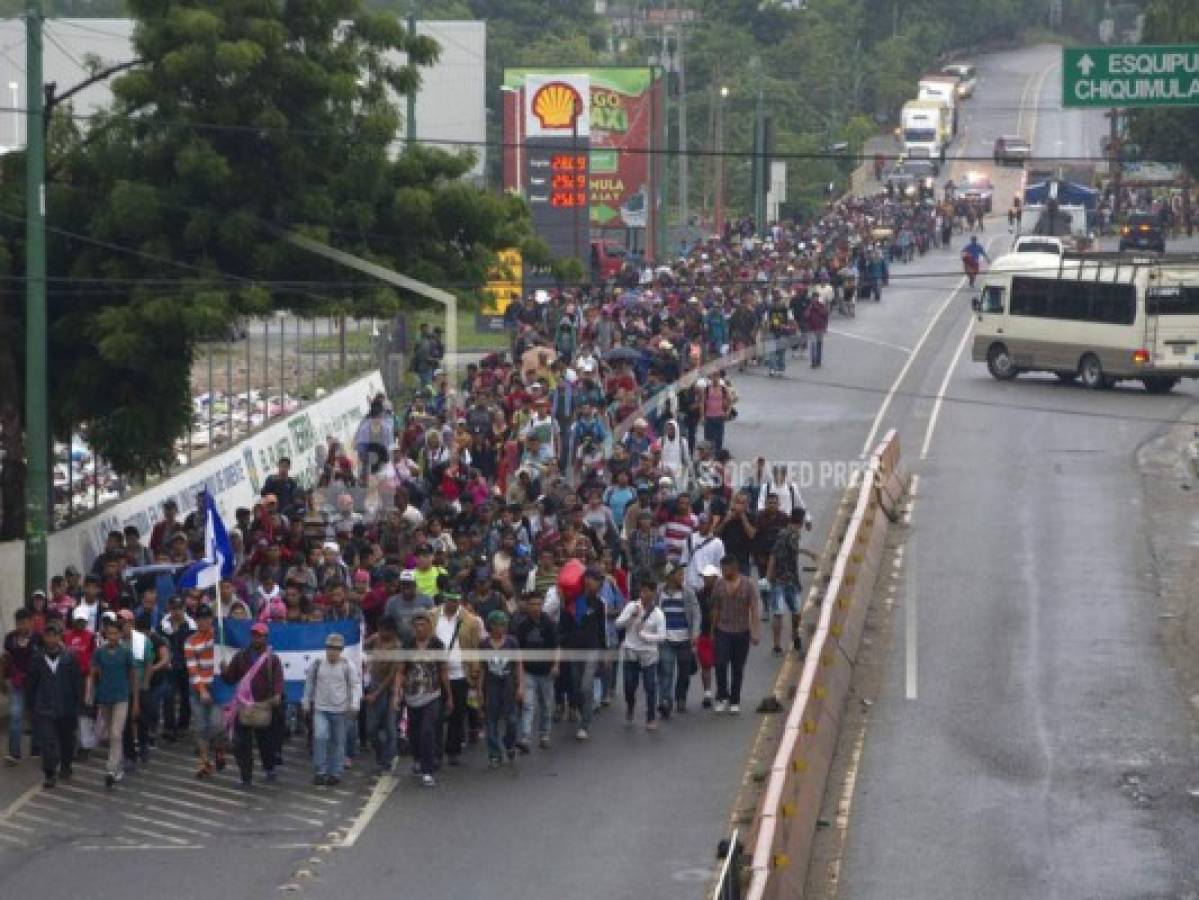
[1010,277,1050,317]
[981,285,1005,313]
[1148,286,1199,315]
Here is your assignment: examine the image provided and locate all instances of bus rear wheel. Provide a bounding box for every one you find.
[1079,353,1111,390]
[986,343,1018,380]
[1142,376,1179,394]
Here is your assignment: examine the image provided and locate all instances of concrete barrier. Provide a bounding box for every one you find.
[742,429,909,900]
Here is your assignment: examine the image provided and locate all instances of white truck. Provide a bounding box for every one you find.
[900,99,949,165]
[918,75,959,137]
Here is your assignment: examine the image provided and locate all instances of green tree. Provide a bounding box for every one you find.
[1128,0,1199,177]
[0,0,543,538]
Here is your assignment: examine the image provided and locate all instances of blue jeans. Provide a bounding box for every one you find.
[366,692,396,770]
[622,656,659,722]
[7,685,24,757]
[569,659,596,730]
[770,582,800,615]
[313,710,348,778]
[657,640,695,707]
[520,672,554,743]
[483,680,518,760]
[810,332,824,367]
[769,344,786,373]
[703,417,726,453]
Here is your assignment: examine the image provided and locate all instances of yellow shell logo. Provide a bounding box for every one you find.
[532,82,583,130]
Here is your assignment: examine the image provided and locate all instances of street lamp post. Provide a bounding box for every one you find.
[715,84,728,237]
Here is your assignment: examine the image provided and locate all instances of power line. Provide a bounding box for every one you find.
[0,107,1164,165]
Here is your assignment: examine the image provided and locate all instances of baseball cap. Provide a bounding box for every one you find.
[64,565,80,577]
[72,607,90,621]
[322,541,340,552]
[196,604,214,618]
[399,570,416,583]
[250,622,269,636]
[325,632,345,648]
[84,574,100,585]
[701,563,721,578]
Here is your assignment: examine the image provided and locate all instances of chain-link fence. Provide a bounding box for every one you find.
[53,314,395,530]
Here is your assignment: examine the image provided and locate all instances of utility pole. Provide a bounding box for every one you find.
[1107,108,1122,223]
[753,74,765,234]
[714,83,727,238]
[406,4,418,145]
[676,19,688,231]
[24,0,47,600]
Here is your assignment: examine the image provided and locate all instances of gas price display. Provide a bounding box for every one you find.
[550,154,589,208]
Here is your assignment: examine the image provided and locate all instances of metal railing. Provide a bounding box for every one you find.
[713,828,744,900]
[52,314,389,530]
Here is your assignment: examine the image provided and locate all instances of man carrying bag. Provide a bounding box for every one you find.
[221,623,284,788]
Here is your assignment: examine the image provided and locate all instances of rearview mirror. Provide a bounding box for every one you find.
[970,296,982,312]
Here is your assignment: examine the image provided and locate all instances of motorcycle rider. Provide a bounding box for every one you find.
[961,235,990,287]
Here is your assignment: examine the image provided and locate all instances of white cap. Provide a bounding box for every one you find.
[534,290,549,304]
[565,369,578,383]
[701,564,720,578]
[72,608,90,621]
[695,377,710,389]
[399,570,417,583]
[322,540,340,552]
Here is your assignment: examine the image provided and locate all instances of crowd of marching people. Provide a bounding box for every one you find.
[4,194,952,794]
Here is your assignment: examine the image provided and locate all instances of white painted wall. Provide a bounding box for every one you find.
[0,371,386,632]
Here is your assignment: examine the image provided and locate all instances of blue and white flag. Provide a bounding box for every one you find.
[211,619,363,705]
[178,492,234,591]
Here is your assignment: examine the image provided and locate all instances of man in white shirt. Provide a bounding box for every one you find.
[431,592,480,766]
[615,581,667,730]
[756,464,811,527]
[681,512,726,593]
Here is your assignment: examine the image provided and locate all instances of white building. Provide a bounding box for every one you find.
[0,18,486,178]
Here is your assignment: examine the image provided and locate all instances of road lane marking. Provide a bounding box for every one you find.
[338,774,398,848]
[858,277,967,458]
[920,319,974,459]
[827,329,913,354]
[0,783,43,827]
[905,534,918,700]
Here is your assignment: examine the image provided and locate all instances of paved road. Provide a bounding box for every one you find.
[839,46,1199,900]
[3,42,1195,900]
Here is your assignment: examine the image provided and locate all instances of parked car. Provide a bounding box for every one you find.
[993,135,1031,166]
[1118,212,1166,254]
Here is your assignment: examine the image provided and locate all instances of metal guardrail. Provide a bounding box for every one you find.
[739,429,908,900]
[713,828,744,900]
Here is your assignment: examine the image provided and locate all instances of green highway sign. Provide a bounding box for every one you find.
[1063,45,1199,108]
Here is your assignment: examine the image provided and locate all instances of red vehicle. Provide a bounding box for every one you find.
[590,240,627,281]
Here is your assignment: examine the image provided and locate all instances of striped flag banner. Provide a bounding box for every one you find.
[211,619,363,705]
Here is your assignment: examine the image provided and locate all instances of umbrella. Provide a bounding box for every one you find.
[602,347,642,364]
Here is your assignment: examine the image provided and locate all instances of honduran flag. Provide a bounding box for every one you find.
[211,618,363,705]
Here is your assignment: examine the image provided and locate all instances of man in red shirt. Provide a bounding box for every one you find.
[63,609,97,758]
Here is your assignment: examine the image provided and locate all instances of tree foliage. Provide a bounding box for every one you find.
[1128,0,1199,177]
[0,0,546,536]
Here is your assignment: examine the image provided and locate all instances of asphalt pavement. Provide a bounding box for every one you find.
[838,45,1199,900]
